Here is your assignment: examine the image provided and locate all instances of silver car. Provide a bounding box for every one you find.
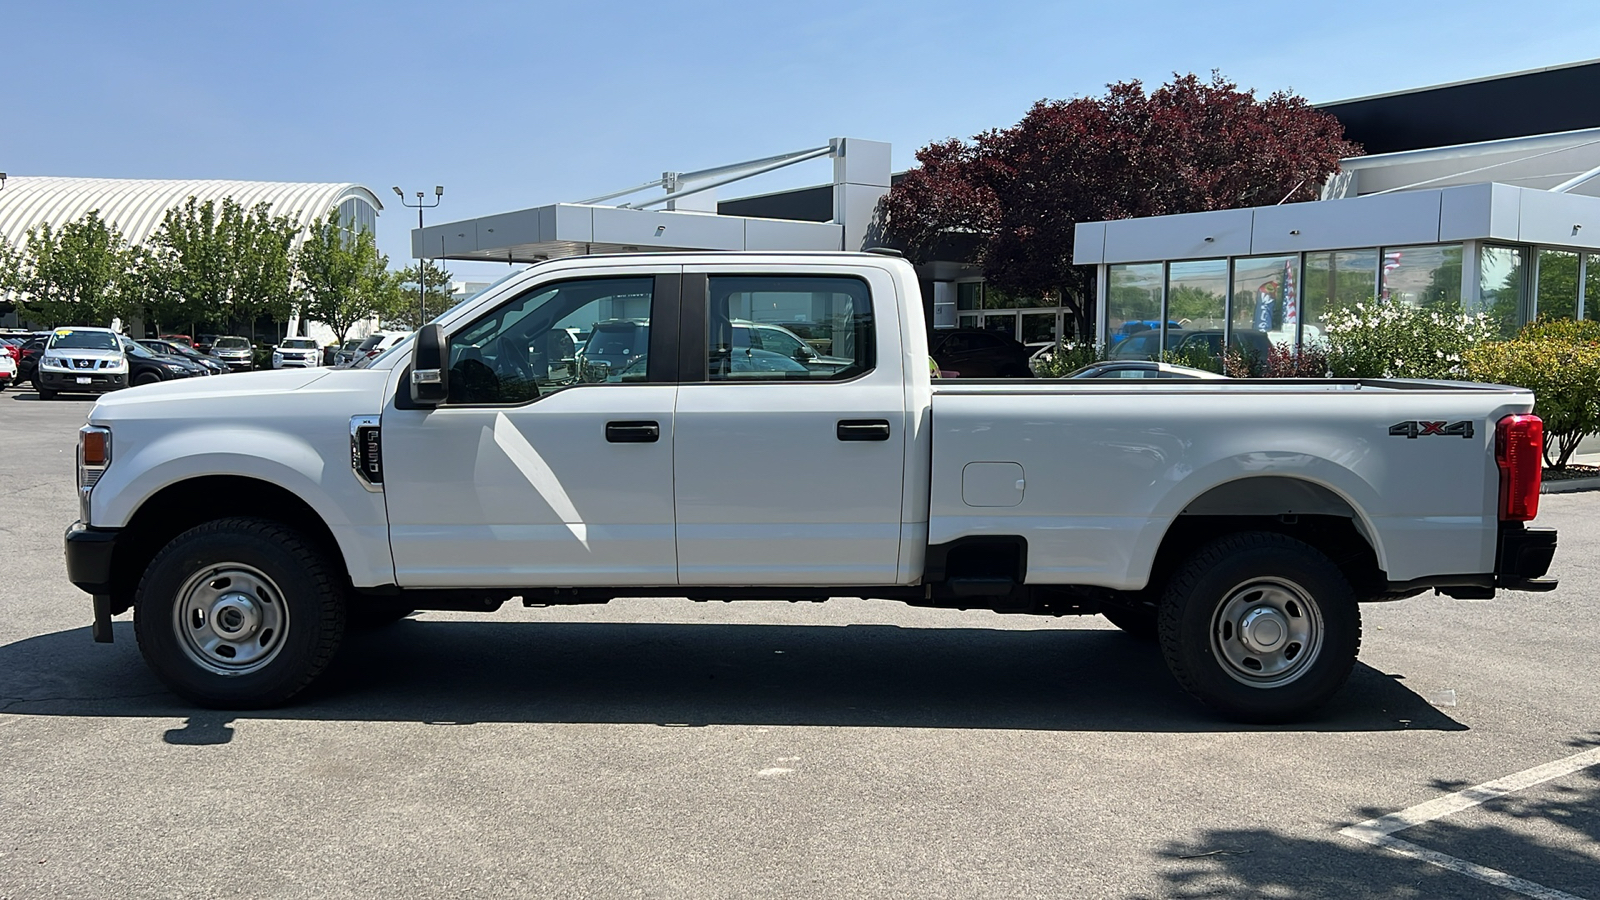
[210,336,254,372]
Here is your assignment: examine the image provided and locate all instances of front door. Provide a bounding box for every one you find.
[382,270,681,587]
[671,267,909,586]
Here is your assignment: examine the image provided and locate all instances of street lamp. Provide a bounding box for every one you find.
[394,184,443,324]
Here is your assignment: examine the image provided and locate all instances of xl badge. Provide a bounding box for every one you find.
[1389,420,1474,439]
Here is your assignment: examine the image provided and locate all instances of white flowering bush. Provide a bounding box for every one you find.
[1323,301,1497,379]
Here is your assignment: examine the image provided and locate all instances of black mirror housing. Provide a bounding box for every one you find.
[409,323,449,406]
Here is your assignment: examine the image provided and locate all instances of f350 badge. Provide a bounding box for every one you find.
[1389,420,1474,439]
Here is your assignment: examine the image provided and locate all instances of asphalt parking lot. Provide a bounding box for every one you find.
[1,386,1597,900]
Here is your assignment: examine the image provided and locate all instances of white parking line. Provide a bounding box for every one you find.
[1341,745,1600,900]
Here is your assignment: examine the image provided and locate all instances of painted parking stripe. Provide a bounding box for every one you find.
[1340,745,1600,900]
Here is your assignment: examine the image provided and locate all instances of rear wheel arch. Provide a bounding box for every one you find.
[1148,477,1386,600]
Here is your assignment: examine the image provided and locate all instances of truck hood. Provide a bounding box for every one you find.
[86,367,395,430]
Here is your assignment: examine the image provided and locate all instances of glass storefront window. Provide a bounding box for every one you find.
[984,286,1055,308]
[1166,259,1227,335]
[1476,245,1527,337]
[958,314,980,330]
[1106,263,1163,358]
[983,313,1017,338]
[1302,250,1377,344]
[1231,255,1300,349]
[1020,312,1057,344]
[1536,249,1580,321]
[956,282,983,311]
[1380,244,1462,311]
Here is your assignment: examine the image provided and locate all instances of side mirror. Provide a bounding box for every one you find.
[410,323,449,407]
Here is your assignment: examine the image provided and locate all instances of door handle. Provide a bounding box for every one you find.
[606,421,660,443]
[837,419,891,442]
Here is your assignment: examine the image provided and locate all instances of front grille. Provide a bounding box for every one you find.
[74,359,93,369]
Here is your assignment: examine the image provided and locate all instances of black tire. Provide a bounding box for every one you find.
[1101,603,1158,640]
[134,517,347,709]
[37,387,57,400]
[133,371,162,386]
[1158,532,1360,723]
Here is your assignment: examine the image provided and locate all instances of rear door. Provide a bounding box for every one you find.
[672,265,908,585]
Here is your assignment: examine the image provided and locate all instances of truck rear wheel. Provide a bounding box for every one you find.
[1158,532,1360,723]
[134,517,347,709]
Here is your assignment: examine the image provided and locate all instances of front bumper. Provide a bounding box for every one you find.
[39,369,126,393]
[217,357,252,371]
[65,521,121,643]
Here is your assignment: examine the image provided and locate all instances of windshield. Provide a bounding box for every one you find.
[281,338,318,349]
[214,337,250,349]
[358,333,413,369]
[120,337,158,359]
[47,329,120,351]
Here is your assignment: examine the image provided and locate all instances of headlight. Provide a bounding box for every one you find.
[41,354,67,369]
[77,425,112,523]
[164,362,187,371]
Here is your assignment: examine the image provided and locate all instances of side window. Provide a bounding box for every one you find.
[446,277,653,405]
[706,276,874,382]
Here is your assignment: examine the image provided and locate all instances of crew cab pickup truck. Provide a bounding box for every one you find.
[64,252,1558,721]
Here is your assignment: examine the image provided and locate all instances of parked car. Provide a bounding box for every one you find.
[272,337,323,369]
[138,339,228,374]
[34,327,129,399]
[333,338,366,368]
[1110,328,1274,364]
[209,336,254,371]
[17,337,46,386]
[120,336,209,386]
[928,328,1033,378]
[0,349,15,390]
[1064,360,1228,380]
[348,332,409,369]
[1108,320,1181,346]
[576,319,648,377]
[730,320,856,376]
[158,334,195,349]
[193,334,219,354]
[0,337,21,364]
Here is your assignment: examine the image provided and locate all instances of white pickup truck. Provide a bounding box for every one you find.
[65,252,1557,721]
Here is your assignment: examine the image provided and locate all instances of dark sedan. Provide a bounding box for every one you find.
[120,336,209,385]
[929,328,1033,378]
[139,338,228,374]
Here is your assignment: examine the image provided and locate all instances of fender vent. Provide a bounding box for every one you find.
[350,416,383,489]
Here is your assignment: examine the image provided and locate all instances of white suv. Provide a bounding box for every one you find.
[35,327,129,398]
[272,337,323,369]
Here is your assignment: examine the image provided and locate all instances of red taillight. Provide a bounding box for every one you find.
[1496,414,1543,522]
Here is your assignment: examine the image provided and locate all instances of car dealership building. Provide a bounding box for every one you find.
[417,59,1600,353]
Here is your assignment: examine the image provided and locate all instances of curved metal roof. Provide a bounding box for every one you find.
[0,177,384,248]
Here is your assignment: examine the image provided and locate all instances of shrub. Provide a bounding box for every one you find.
[1161,344,1223,373]
[1323,301,1496,379]
[1032,340,1104,377]
[1466,319,1600,468]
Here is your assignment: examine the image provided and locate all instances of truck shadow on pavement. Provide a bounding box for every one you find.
[0,618,1463,742]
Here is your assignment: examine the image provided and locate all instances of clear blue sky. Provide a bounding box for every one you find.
[6,0,1600,279]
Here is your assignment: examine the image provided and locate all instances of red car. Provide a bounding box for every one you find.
[158,334,195,348]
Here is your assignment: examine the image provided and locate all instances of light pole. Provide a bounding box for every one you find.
[394,185,443,325]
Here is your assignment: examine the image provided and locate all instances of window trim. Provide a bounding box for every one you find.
[428,272,681,409]
[684,272,879,386]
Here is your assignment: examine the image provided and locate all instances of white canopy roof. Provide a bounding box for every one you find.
[0,177,383,248]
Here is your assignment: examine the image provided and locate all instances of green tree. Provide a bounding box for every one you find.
[387,260,455,330]
[295,213,397,344]
[6,211,142,327]
[149,197,297,336]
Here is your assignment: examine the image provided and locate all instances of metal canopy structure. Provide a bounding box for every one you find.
[414,138,890,264]
[1324,128,1600,199]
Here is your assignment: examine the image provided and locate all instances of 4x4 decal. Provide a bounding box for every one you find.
[1390,420,1475,439]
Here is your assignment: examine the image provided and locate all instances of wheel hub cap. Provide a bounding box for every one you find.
[1210,578,1325,688]
[1238,607,1288,653]
[171,563,288,675]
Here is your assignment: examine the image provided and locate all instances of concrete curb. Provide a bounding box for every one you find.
[1543,475,1600,494]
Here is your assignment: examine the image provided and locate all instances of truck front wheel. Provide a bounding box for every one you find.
[134,517,347,709]
[1158,532,1360,723]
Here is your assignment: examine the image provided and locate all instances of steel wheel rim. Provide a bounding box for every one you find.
[1210,577,1323,688]
[172,562,289,676]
